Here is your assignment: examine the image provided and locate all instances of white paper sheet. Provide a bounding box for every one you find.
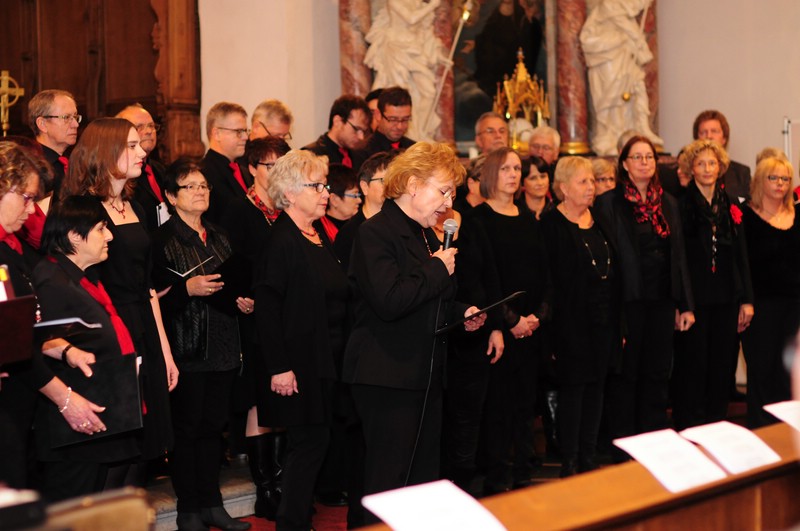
[361,480,507,531]
[680,421,781,474]
[613,429,727,493]
[764,400,800,432]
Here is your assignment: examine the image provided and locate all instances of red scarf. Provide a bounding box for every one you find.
[78,277,136,356]
[319,216,338,243]
[338,146,352,169]
[0,225,22,254]
[246,186,280,224]
[623,180,671,238]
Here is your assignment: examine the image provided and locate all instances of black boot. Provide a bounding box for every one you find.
[246,434,281,521]
[199,506,251,531]
[176,512,210,531]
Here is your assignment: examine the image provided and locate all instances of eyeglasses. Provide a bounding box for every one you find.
[13,189,37,206]
[425,181,454,201]
[177,183,212,193]
[343,192,363,199]
[347,120,371,136]
[479,127,507,137]
[217,126,251,138]
[595,177,616,184]
[767,175,792,183]
[258,120,292,140]
[43,114,82,124]
[135,122,161,133]
[530,143,554,152]
[368,177,384,184]
[302,182,331,193]
[381,112,411,125]
[256,161,276,170]
[627,153,656,163]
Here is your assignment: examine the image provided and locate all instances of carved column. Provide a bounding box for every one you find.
[432,2,454,144]
[150,0,205,162]
[556,0,590,155]
[339,0,373,96]
[643,0,660,140]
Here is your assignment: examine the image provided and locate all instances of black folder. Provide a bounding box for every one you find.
[48,354,143,449]
[0,295,36,364]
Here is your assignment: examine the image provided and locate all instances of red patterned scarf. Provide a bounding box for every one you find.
[623,180,671,238]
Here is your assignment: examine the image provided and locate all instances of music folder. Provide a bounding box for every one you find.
[0,295,36,365]
[435,291,526,335]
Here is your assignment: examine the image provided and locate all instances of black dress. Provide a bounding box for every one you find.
[97,200,172,458]
[741,204,800,427]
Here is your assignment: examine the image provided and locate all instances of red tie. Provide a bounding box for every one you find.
[391,141,400,150]
[58,156,69,174]
[145,164,164,202]
[229,162,247,192]
[338,147,352,169]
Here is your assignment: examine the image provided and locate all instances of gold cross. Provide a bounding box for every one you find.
[0,71,25,137]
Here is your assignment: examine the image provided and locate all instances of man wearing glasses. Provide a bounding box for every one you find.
[201,101,251,222]
[357,86,415,164]
[117,104,169,232]
[249,99,293,142]
[28,89,81,201]
[303,95,371,170]
[474,112,509,154]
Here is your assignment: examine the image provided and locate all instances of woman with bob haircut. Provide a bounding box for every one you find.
[671,139,753,430]
[33,195,140,501]
[741,156,800,427]
[344,142,485,523]
[541,156,620,476]
[61,117,177,486]
[594,135,694,457]
[252,149,349,530]
[517,154,553,219]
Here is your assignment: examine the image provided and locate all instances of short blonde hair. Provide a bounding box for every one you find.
[554,156,593,201]
[591,158,616,179]
[756,146,787,166]
[681,139,730,180]
[750,156,795,212]
[383,142,465,199]
[206,101,247,138]
[267,150,328,210]
[253,99,293,126]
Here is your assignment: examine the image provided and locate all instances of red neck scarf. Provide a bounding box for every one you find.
[623,180,671,239]
[0,225,22,255]
[246,186,280,224]
[391,141,400,150]
[78,277,136,356]
[229,161,248,193]
[58,156,69,174]
[145,163,164,202]
[319,216,338,243]
[338,146,353,169]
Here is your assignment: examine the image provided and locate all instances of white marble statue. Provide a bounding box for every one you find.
[580,0,664,156]
[364,0,448,141]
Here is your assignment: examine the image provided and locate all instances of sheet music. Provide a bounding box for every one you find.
[764,400,800,432]
[680,421,781,474]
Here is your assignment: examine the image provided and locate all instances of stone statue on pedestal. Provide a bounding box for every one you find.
[364,0,448,141]
[580,0,663,156]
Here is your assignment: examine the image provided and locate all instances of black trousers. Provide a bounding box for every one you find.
[442,357,490,491]
[39,459,106,503]
[352,378,443,525]
[742,297,800,428]
[169,369,236,513]
[278,424,330,531]
[557,380,604,466]
[483,335,539,492]
[672,302,739,430]
[607,299,674,443]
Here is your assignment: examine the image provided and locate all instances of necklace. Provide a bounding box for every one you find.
[108,198,126,218]
[299,226,318,238]
[581,231,611,280]
[421,229,433,256]
[247,186,280,226]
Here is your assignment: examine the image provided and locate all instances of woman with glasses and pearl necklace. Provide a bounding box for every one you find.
[594,135,694,459]
[541,156,620,477]
[741,156,800,428]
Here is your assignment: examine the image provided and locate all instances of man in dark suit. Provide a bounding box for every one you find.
[693,110,751,204]
[201,102,250,222]
[117,104,168,232]
[302,95,371,169]
[28,89,80,200]
[356,86,415,166]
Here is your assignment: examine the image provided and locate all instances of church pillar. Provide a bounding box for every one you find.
[555,0,590,155]
[644,0,660,139]
[339,0,372,96]
[432,2,454,144]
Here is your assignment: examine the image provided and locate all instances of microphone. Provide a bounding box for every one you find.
[442,218,459,250]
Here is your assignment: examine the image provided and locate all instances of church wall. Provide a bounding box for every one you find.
[198,0,341,148]
[197,0,800,171]
[657,0,800,170]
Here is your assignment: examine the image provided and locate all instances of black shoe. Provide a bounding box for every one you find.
[559,459,577,478]
[512,478,535,490]
[199,507,251,531]
[247,434,281,521]
[176,512,209,531]
[316,491,348,507]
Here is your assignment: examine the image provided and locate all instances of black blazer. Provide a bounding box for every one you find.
[202,149,253,223]
[354,131,414,171]
[132,158,168,233]
[253,213,343,426]
[721,160,752,205]
[343,199,467,390]
[594,186,694,312]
